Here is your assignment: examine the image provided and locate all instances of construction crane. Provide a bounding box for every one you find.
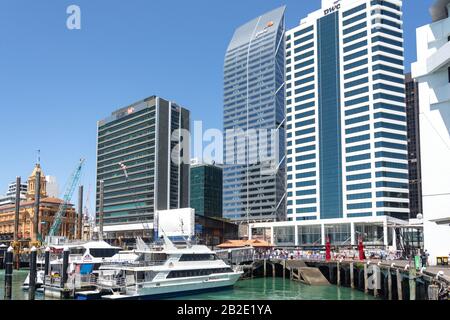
[45,159,85,244]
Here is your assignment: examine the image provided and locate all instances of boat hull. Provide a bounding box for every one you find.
[102,273,242,300]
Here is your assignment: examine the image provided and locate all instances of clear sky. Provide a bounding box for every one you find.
[0,0,434,215]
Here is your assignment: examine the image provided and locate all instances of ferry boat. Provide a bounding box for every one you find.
[96,235,243,300]
[22,240,138,291]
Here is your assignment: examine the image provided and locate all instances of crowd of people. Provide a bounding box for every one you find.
[253,247,403,262]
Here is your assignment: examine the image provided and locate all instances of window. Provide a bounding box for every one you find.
[298,225,321,245]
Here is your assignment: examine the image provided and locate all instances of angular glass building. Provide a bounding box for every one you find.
[223,6,287,223]
[190,162,223,218]
[96,96,190,235]
[286,0,409,221]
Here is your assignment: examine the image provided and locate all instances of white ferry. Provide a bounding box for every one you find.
[96,235,243,300]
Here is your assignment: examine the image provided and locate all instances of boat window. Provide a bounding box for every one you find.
[70,248,85,255]
[166,268,233,279]
[179,254,217,261]
[89,248,120,258]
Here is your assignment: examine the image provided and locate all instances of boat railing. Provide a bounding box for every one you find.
[70,254,84,262]
[66,273,98,289]
[101,260,167,268]
[44,275,62,288]
[96,276,127,290]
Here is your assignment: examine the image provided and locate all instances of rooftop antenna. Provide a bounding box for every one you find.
[36,149,41,165]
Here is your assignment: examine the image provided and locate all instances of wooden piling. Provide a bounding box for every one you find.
[387,267,392,300]
[272,263,276,278]
[396,269,403,300]
[364,264,368,293]
[62,248,69,289]
[428,285,439,300]
[3,247,13,300]
[350,263,354,289]
[337,262,341,286]
[28,246,37,300]
[283,260,286,279]
[409,263,416,301]
[264,259,267,277]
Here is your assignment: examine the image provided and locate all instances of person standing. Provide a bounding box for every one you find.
[421,250,429,268]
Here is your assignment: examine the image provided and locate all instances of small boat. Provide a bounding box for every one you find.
[96,235,243,300]
[21,271,45,290]
[22,240,139,291]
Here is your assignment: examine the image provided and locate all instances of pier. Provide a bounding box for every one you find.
[217,248,450,300]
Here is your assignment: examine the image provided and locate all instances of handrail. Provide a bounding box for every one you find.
[101,260,167,268]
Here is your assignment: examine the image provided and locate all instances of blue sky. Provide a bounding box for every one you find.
[0,0,433,214]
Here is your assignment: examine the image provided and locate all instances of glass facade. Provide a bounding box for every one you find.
[286,0,409,221]
[274,226,295,245]
[96,96,190,226]
[404,73,422,219]
[317,12,343,219]
[354,223,384,245]
[297,225,322,245]
[190,164,223,217]
[325,224,351,245]
[223,7,287,222]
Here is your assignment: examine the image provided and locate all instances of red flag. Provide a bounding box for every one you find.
[358,236,365,261]
[325,237,331,261]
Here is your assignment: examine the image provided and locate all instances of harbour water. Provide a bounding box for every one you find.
[0,270,377,300]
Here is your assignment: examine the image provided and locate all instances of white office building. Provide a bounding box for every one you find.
[45,175,59,198]
[411,0,450,265]
[285,0,409,222]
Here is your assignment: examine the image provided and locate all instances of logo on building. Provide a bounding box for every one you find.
[254,21,275,39]
[324,0,341,15]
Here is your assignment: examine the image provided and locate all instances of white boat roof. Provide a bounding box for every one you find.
[131,245,215,255]
[52,240,121,250]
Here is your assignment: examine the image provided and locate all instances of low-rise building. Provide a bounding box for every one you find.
[0,164,76,244]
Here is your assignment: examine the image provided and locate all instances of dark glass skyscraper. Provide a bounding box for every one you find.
[405,73,422,219]
[96,96,190,232]
[223,7,286,223]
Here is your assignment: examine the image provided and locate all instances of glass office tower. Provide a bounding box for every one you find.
[96,96,190,229]
[190,162,223,218]
[286,0,409,221]
[223,6,287,223]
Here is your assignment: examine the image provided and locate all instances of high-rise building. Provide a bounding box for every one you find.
[223,6,287,223]
[0,181,27,206]
[412,0,450,264]
[286,0,409,221]
[404,73,422,219]
[190,161,223,218]
[96,96,190,241]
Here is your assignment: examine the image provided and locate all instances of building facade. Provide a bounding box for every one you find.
[223,6,287,223]
[286,0,409,222]
[404,73,422,219]
[96,96,190,240]
[190,161,223,218]
[0,164,76,243]
[411,0,450,265]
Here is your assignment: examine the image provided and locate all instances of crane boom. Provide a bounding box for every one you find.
[47,159,85,238]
